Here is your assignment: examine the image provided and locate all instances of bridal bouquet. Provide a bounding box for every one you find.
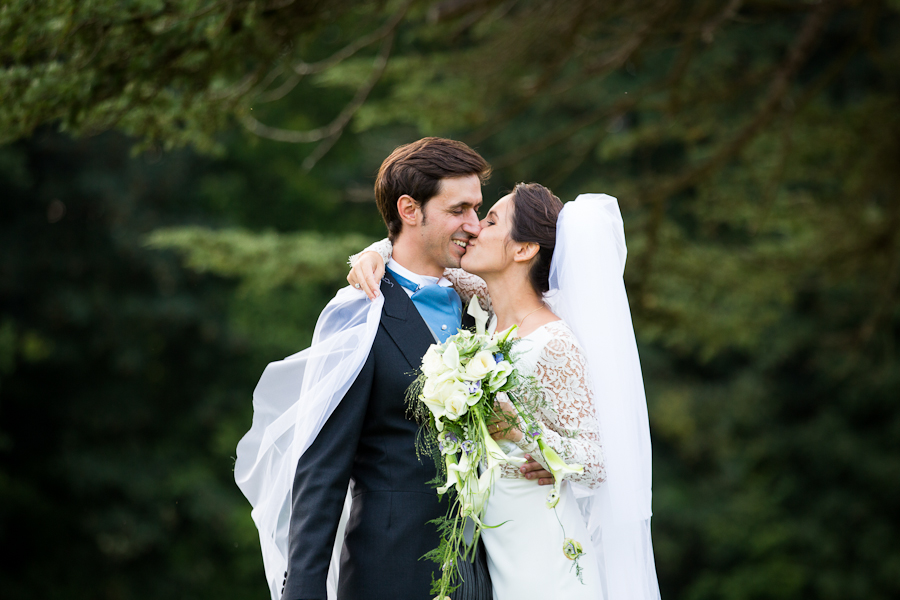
[407,298,586,598]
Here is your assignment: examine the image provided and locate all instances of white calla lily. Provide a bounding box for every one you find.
[492,324,518,345]
[442,342,461,370]
[478,419,526,466]
[536,438,583,508]
[467,296,489,335]
[437,454,461,494]
[487,360,514,392]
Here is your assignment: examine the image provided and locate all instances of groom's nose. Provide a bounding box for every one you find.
[461,212,481,237]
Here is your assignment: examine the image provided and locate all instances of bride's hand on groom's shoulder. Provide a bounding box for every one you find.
[348,251,385,300]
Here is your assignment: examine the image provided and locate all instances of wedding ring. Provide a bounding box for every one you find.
[354,283,361,289]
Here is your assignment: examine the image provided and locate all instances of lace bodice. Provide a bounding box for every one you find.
[350,240,604,487]
[506,321,606,488]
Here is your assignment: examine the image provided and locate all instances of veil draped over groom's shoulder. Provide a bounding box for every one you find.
[234,287,384,600]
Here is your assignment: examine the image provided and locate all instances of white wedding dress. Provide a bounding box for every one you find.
[480,320,605,600]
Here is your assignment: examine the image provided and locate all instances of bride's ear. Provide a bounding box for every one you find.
[397,195,420,226]
[512,241,540,263]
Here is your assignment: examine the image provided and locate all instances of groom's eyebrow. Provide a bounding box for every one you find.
[448,199,482,212]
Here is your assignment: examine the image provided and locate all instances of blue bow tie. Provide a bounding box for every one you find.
[388,269,462,343]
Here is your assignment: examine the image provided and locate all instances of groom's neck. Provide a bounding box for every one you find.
[392,235,444,278]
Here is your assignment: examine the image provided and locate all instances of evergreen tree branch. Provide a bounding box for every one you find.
[487,93,644,169]
[242,32,395,144]
[700,0,743,43]
[634,0,838,296]
[291,0,412,76]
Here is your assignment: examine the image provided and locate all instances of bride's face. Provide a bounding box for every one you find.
[460,194,515,276]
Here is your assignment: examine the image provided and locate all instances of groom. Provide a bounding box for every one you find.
[285,137,549,600]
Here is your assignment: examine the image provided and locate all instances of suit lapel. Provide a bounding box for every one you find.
[380,272,438,370]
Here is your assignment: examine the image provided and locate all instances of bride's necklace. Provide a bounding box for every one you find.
[518,303,546,329]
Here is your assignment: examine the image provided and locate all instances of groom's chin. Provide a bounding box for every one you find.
[446,250,465,269]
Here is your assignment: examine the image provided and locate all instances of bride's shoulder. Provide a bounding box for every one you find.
[539,320,585,354]
[543,319,573,336]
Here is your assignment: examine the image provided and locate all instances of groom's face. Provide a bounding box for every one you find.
[418,175,483,269]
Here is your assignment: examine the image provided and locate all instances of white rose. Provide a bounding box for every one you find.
[464,350,496,381]
[424,369,462,400]
[422,345,447,378]
[422,377,469,421]
[443,391,470,421]
[422,376,438,399]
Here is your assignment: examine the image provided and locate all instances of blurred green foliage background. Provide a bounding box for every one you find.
[1,1,898,599]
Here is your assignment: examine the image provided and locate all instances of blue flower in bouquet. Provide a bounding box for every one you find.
[461,439,476,455]
[562,538,584,561]
[546,487,560,509]
[438,431,460,455]
[463,379,484,404]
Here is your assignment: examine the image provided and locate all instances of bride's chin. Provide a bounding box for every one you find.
[460,256,484,276]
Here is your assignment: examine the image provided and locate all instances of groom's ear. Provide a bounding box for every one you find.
[397,194,420,227]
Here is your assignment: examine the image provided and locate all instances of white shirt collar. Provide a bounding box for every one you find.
[387,258,452,290]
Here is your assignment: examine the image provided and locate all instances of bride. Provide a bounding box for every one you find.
[348,184,661,600]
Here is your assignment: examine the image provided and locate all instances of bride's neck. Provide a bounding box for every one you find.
[482,272,546,334]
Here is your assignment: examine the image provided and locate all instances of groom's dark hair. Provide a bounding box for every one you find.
[375,137,491,242]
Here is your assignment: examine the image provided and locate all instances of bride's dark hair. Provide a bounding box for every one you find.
[509,182,564,294]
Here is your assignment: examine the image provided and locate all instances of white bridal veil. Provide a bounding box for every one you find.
[546,194,661,600]
[234,287,384,600]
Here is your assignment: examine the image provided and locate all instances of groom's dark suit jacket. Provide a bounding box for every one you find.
[283,272,491,600]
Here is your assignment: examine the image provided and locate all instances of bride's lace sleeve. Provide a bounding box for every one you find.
[443,268,492,315]
[348,238,392,267]
[346,240,494,313]
[515,327,606,488]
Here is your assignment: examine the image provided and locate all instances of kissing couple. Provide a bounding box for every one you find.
[235,137,661,600]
